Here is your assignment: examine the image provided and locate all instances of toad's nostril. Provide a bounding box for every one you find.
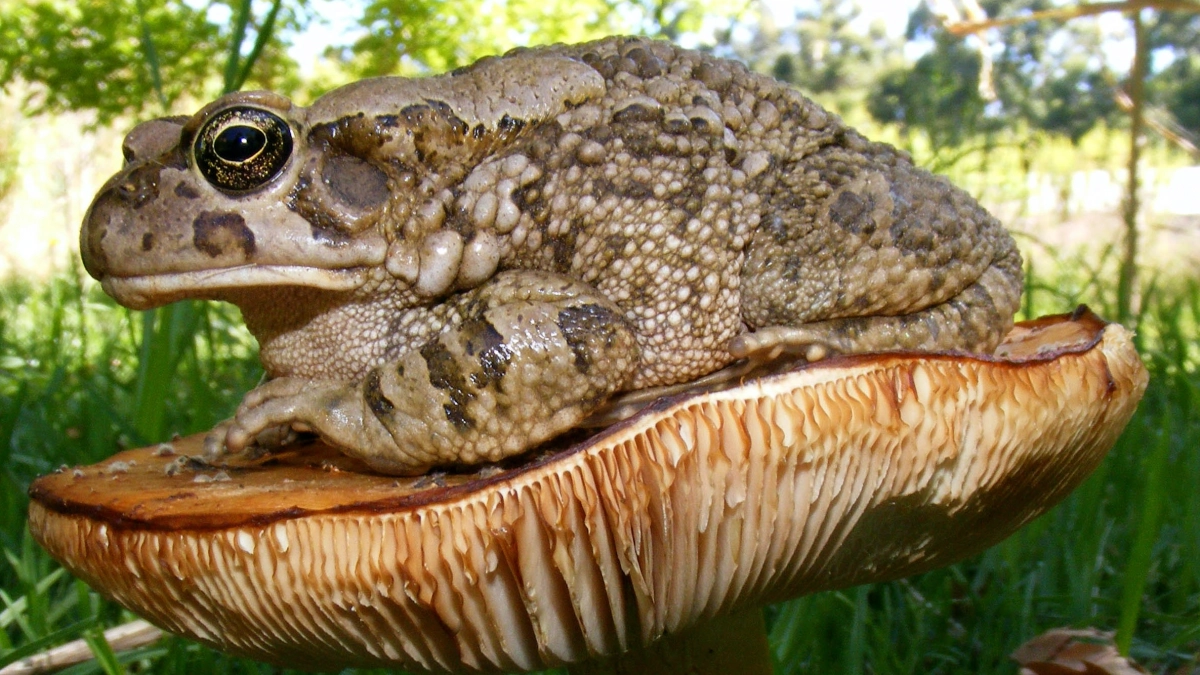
[112,168,162,209]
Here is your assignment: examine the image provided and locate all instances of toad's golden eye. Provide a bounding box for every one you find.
[193,107,292,192]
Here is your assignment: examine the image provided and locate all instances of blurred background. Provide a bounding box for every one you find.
[0,1,1196,673]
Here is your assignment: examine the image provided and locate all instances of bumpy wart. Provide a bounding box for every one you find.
[80,36,1023,475]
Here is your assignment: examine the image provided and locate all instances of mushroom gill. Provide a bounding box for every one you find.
[28,309,1147,674]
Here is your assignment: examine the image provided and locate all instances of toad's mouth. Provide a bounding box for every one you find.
[101,265,370,310]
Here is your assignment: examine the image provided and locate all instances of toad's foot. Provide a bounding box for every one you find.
[203,395,304,461]
[729,326,841,363]
[218,377,387,459]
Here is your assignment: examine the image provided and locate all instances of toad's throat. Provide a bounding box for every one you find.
[101,266,369,310]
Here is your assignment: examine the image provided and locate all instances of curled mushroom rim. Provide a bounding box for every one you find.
[28,305,1112,533]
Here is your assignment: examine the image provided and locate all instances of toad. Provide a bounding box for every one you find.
[80,37,1022,475]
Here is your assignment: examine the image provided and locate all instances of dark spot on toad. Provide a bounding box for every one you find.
[174,182,200,200]
[425,100,467,134]
[613,103,662,124]
[585,53,616,80]
[614,56,639,76]
[363,369,394,417]
[829,190,876,235]
[663,115,691,134]
[141,232,154,251]
[890,212,934,253]
[421,339,475,431]
[461,316,510,389]
[461,316,502,358]
[605,233,629,253]
[689,115,715,134]
[546,229,578,273]
[192,211,255,258]
[624,47,664,78]
[399,104,432,127]
[308,113,390,157]
[556,303,623,374]
[496,115,525,135]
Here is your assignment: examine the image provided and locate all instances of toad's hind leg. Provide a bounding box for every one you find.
[731,260,1021,362]
[738,143,1023,362]
[225,271,641,475]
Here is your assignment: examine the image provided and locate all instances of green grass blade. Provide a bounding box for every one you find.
[132,303,201,444]
[222,0,252,93]
[82,625,127,675]
[0,567,66,629]
[845,585,869,673]
[1115,424,1171,654]
[132,0,168,112]
[232,0,284,92]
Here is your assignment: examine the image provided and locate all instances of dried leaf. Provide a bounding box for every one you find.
[1012,628,1149,675]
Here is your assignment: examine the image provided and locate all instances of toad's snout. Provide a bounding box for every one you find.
[79,154,215,283]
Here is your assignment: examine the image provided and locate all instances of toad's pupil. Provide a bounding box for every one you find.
[214,125,266,162]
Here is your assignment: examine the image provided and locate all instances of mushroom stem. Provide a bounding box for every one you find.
[568,609,773,675]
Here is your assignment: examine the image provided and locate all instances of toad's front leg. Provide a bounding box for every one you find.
[218,271,641,475]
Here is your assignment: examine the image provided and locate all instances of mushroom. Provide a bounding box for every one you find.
[28,309,1147,674]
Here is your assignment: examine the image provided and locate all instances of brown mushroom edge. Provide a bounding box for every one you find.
[28,308,1147,675]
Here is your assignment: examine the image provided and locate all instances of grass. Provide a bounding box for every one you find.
[1,261,1197,674]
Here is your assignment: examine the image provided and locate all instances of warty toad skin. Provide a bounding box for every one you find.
[80,36,1023,475]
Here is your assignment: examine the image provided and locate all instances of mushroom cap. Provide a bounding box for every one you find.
[28,310,1147,674]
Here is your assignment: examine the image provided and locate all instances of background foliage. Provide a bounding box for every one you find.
[0,0,1197,673]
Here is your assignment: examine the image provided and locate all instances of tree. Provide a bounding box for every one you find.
[933,0,1200,329]
[1038,60,1120,145]
[333,0,622,77]
[0,1,215,122]
[981,0,1121,145]
[1147,9,1200,138]
[867,31,992,150]
[1158,56,1200,135]
[0,0,302,123]
[334,0,749,78]
[734,0,899,116]
[868,0,1121,153]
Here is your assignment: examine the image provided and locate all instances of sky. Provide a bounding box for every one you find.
[767,0,922,37]
[286,0,1137,75]
[290,0,927,67]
